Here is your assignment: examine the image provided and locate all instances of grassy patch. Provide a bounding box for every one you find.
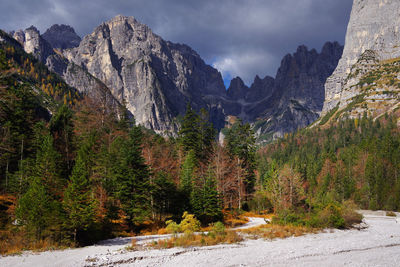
[223,210,249,228]
[272,201,363,229]
[148,231,243,249]
[319,105,339,125]
[0,229,68,255]
[237,224,317,240]
[145,222,244,249]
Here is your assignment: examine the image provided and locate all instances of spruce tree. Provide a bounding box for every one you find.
[34,133,64,198]
[16,175,52,240]
[63,142,96,243]
[180,149,197,193]
[179,103,200,156]
[49,104,74,175]
[225,120,256,199]
[201,169,222,223]
[178,104,215,162]
[115,126,151,227]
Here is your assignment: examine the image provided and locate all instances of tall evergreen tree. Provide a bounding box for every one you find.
[114,126,151,227]
[178,104,215,162]
[34,133,64,198]
[180,149,197,194]
[49,104,74,175]
[16,175,52,240]
[179,103,200,156]
[201,168,222,223]
[190,168,222,224]
[225,120,256,199]
[63,141,96,243]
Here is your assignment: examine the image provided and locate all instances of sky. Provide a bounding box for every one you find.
[0,0,353,87]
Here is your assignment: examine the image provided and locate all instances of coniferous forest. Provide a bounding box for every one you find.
[0,30,400,253]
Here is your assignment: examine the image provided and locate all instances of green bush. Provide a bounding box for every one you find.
[180,212,201,234]
[210,221,226,236]
[320,204,345,229]
[271,201,362,229]
[165,220,180,235]
[272,210,306,226]
[166,212,201,236]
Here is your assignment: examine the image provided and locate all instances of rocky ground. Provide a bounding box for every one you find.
[1,211,399,266]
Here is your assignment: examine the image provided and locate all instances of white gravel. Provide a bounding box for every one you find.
[1,211,400,266]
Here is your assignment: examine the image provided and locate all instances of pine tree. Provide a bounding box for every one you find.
[201,168,222,223]
[49,104,74,175]
[152,171,180,220]
[63,142,96,243]
[34,133,64,198]
[115,126,151,227]
[180,149,197,194]
[179,103,200,156]
[178,104,215,162]
[225,120,256,199]
[198,108,216,162]
[16,175,52,240]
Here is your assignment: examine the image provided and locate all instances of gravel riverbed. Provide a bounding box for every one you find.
[1,211,399,267]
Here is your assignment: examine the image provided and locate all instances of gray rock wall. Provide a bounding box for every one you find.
[323,0,400,114]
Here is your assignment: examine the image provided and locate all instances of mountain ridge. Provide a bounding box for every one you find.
[7,15,343,141]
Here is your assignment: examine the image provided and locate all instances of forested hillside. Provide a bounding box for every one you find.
[0,32,257,250]
[257,112,400,218]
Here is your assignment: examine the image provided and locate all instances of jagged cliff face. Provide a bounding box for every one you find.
[62,15,226,133]
[42,24,81,49]
[224,42,343,142]
[11,25,125,116]
[13,26,53,62]
[323,0,400,115]
[8,16,343,141]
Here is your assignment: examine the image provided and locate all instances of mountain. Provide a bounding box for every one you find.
[12,26,53,63]
[0,29,79,116]
[10,25,125,115]
[60,15,226,134]
[224,42,343,142]
[8,16,342,141]
[42,24,81,49]
[321,0,400,122]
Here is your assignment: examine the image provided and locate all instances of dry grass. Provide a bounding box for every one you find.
[241,211,273,219]
[157,228,168,235]
[148,231,243,249]
[0,230,66,255]
[131,237,137,247]
[225,218,248,228]
[237,224,318,240]
[386,211,397,217]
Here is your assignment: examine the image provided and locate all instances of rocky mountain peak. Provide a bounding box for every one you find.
[321,41,342,56]
[227,77,247,100]
[12,29,25,45]
[25,25,39,33]
[322,0,400,114]
[14,25,53,63]
[60,15,227,134]
[42,24,81,49]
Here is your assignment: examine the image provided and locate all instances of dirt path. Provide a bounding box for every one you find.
[1,212,400,266]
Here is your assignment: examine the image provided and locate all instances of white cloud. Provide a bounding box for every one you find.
[213,51,275,85]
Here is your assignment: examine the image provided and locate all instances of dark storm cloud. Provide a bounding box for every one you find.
[0,0,352,85]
